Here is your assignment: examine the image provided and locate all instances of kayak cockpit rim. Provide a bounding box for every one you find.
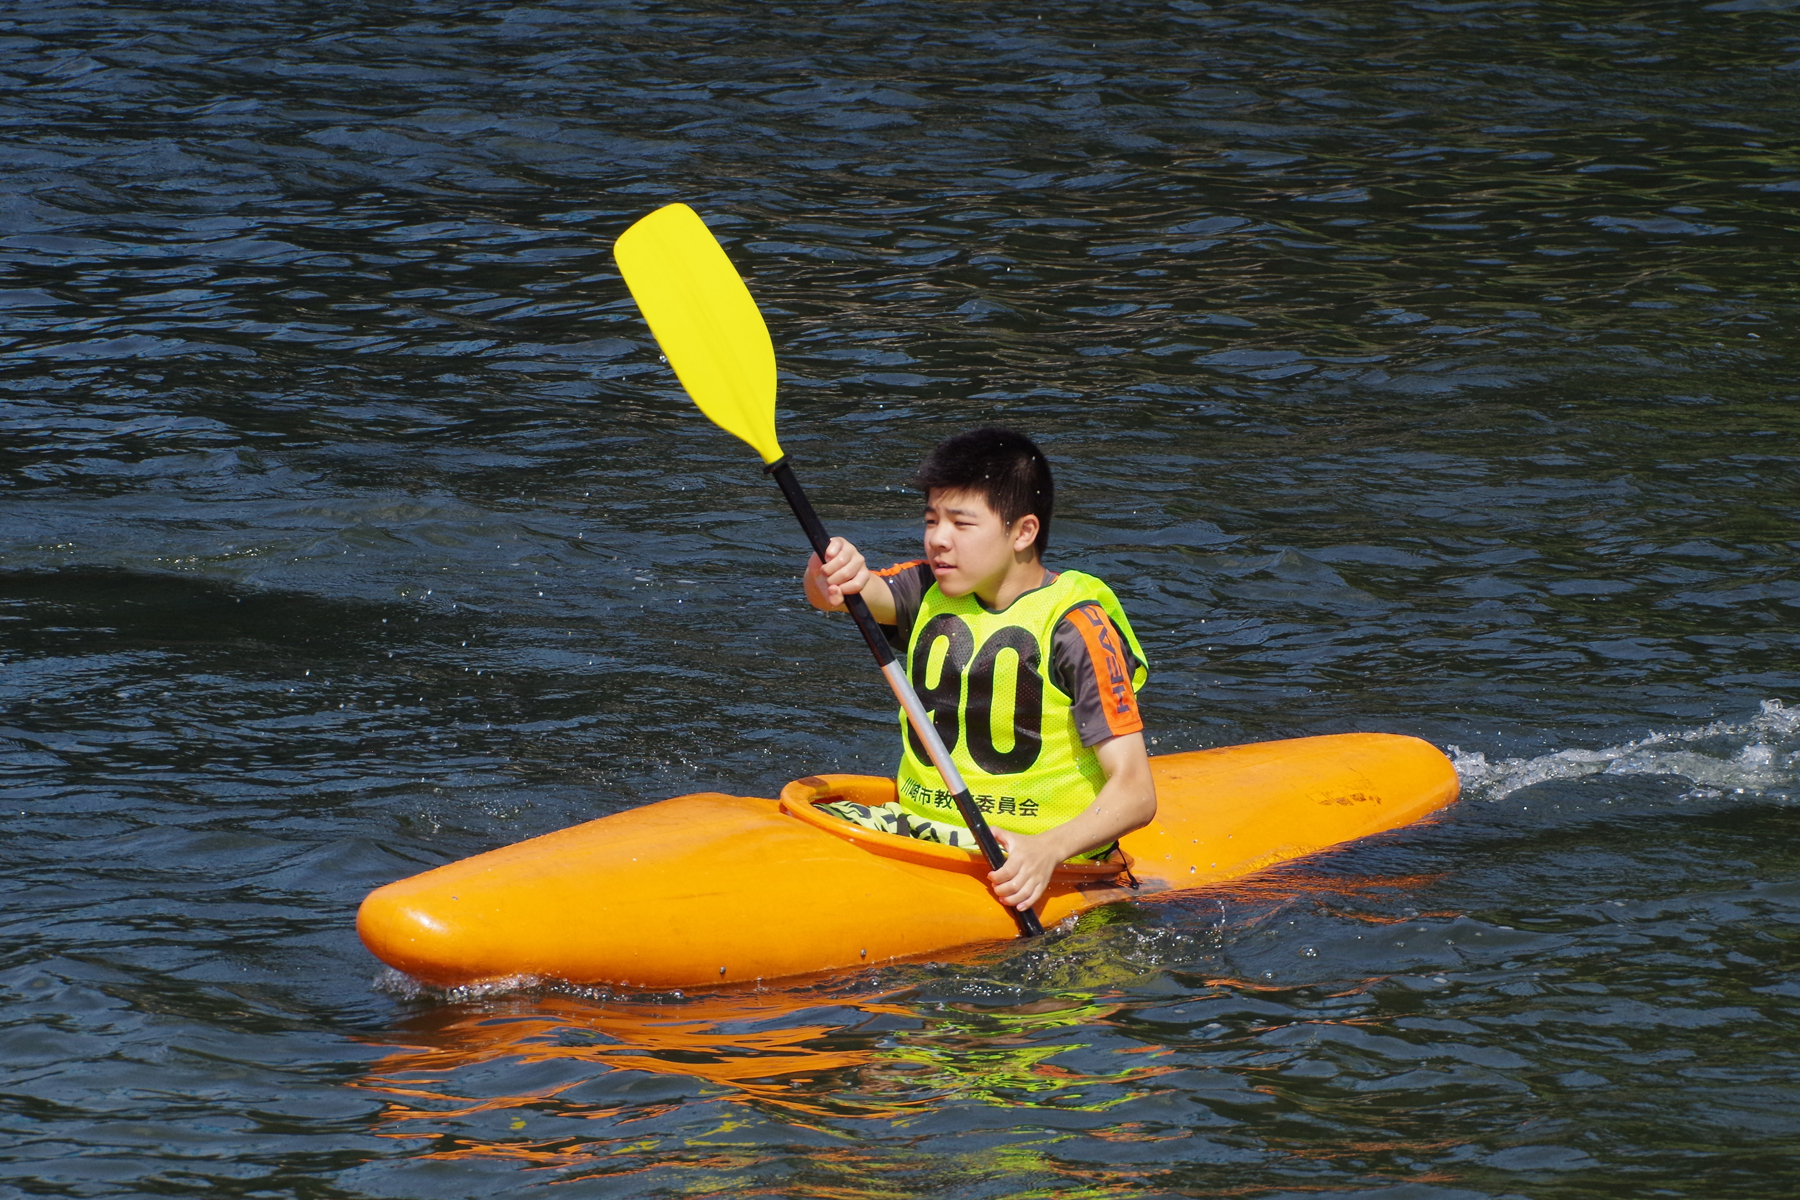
[776,774,1137,883]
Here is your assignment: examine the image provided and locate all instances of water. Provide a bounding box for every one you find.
[3,1,1798,1195]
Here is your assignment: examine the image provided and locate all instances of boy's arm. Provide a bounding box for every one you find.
[802,536,897,624]
[987,734,1157,912]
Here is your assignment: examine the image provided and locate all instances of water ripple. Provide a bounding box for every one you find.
[3,1,1798,1196]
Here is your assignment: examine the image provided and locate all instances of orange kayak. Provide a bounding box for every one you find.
[357,733,1459,990]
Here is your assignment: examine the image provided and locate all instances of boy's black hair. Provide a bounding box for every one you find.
[915,427,1053,557]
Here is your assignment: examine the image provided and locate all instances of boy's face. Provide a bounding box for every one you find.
[922,488,1039,599]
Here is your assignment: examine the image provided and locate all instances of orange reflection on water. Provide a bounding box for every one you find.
[354,987,920,1151]
[1203,869,1451,905]
[352,985,1176,1170]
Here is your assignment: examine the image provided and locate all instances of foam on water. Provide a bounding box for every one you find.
[1449,699,1800,803]
[374,967,681,1004]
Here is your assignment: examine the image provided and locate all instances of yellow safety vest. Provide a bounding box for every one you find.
[895,570,1148,836]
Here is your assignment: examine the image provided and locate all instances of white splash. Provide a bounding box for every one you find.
[372,966,548,1001]
[1448,698,1800,802]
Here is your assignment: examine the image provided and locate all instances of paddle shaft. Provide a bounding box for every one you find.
[765,457,1043,938]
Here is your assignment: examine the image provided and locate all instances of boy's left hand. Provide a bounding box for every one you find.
[987,828,1063,912]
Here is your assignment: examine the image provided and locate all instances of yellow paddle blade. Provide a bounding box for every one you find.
[613,203,783,464]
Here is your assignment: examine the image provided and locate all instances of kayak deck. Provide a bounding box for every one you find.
[357,733,1459,990]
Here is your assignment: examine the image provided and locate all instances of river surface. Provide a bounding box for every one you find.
[3,2,1799,1196]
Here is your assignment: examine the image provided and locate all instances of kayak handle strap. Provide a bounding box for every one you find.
[765,456,1044,938]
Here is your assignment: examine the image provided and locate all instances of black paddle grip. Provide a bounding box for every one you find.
[766,458,895,668]
[954,786,1045,936]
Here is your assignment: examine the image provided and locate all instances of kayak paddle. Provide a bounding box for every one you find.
[613,202,1043,938]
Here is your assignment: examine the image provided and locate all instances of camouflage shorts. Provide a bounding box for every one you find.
[818,799,1116,863]
[819,799,980,849]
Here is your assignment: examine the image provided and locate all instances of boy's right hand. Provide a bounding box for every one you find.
[804,536,870,611]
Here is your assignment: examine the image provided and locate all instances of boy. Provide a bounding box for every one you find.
[804,427,1155,913]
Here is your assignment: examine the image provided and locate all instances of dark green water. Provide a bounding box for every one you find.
[2,2,1798,1196]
